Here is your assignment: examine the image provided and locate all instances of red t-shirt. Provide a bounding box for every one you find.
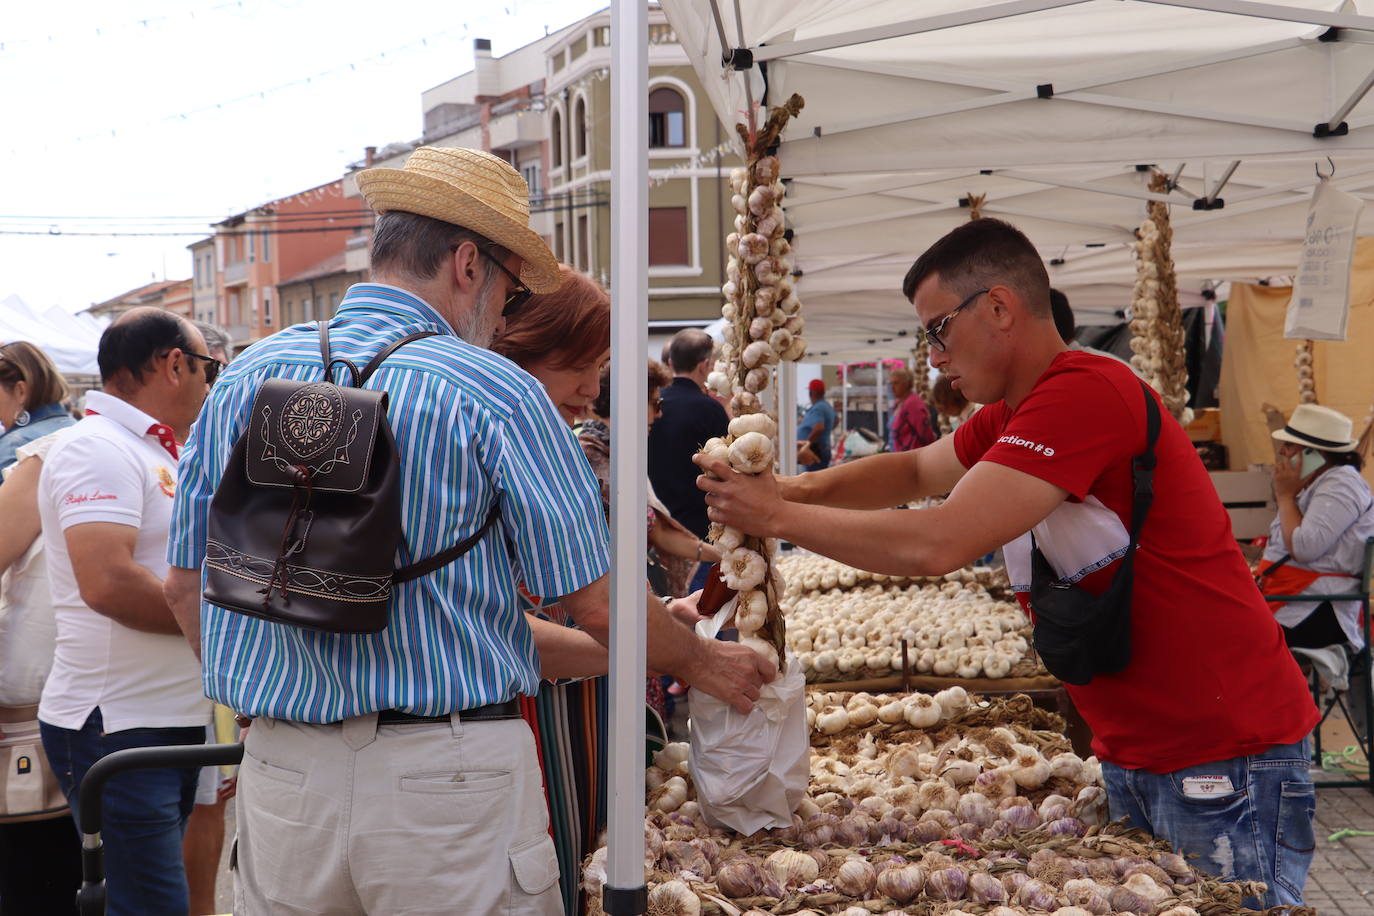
[954,351,1317,773]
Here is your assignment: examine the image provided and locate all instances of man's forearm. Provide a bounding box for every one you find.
[528,613,608,680]
[768,502,964,577]
[164,565,203,658]
[86,564,182,635]
[780,451,922,509]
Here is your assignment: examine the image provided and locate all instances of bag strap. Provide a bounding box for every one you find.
[317,322,439,388]
[1259,553,1294,579]
[359,331,440,384]
[1126,381,1162,545]
[394,502,501,583]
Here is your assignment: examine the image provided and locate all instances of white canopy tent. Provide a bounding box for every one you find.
[0,294,107,376]
[658,0,1374,358]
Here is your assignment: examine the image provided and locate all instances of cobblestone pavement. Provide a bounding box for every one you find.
[1307,778,1374,916]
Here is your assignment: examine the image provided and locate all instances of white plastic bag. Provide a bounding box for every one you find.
[686,599,808,835]
[1286,178,1365,341]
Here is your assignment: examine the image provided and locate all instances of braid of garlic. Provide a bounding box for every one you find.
[1294,340,1317,404]
[1129,173,1192,425]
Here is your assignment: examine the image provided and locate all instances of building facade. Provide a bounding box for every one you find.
[544,7,740,351]
[88,278,193,321]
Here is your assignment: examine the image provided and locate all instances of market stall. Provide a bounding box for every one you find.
[601,2,1374,912]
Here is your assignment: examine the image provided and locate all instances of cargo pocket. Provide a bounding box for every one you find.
[509,833,560,903]
[1273,780,1316,902]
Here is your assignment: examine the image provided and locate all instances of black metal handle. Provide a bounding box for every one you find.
[77,743,245,916]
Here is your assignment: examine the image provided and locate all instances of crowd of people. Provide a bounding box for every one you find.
[0,147,1369,915]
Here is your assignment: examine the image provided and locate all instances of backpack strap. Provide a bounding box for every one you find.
[395,502,501,583]
[319,321,362,387]
[359,331,440,385]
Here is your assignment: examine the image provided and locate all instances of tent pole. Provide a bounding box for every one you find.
[1325,64,1374,132]
[779,361,798,476]
[605,0,648,913]
[877,359,886,449]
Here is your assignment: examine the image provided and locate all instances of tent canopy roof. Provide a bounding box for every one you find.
[661,0,1374,356]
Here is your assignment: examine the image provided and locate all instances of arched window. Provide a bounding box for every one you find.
[573,97,587,159]
[551,109,563,168]
[649,87,686,148]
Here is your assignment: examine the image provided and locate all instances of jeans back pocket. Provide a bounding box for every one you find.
[1273,780,1316,904]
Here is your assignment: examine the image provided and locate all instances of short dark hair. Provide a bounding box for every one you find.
[369,211,509,283]
[667,328,714,374]
[1049,289,1075,343]
[1322,449,1365,472]
[902,218,1050,316]
[97,310,194,385]
[0,341,68,410]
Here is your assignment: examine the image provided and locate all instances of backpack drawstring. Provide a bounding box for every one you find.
[260,465,314,608]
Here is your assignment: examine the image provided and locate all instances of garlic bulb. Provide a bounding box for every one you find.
[743,367,770,393]
[904,694,941,728]
[648,880,700,916]
[731,391,762,415]
[741,340,775,369]
[699,437,730,465]
[734,589,768,634]
[833,858,877,897]
[876,864,927,904]
[817,706,848,735]
[741,635,779,669]
[716,526,745,553]
[728,431,775,474]
[764,848,818,887]
[749,316,772,341]
[705,371,733,397]
[738,233,769,265]
[729,413,777,439]
[769,328,794,353]
[722,548,767,591]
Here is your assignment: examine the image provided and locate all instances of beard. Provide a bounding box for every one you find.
[454,264,505,348]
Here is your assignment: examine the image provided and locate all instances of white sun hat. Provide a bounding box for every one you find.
[1272,403,1359,452]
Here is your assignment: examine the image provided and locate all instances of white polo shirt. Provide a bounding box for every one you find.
[37,391,208,733]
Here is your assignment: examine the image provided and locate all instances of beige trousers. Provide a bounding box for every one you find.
[232,712,561,915]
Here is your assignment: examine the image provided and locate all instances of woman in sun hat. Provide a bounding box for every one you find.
[1258,403,1374,649]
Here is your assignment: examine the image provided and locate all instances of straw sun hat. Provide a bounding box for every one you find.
[1272,403,1359,452]
[356,147,561,293]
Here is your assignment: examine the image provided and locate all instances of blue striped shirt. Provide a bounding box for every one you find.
[167,284,610,721]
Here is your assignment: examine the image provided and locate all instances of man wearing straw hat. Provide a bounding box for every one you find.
[164,147,771,915]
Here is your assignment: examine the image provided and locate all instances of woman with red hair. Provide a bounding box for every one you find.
[491,265,711,914]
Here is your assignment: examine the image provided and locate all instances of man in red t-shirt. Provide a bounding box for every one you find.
[697,218,1319,906]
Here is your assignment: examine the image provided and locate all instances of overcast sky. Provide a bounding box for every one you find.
[0,0,607,313]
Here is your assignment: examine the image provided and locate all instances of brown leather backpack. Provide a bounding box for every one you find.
[203,322,498,633]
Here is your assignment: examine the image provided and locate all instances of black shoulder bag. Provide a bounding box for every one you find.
[1029,381,1161,685]
[203,322,499,634]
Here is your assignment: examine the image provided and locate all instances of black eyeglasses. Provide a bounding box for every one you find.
[470,247,533,318]
[182,351,224,385]
[921,288,989,352]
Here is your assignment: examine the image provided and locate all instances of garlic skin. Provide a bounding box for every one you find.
[721,548,768,591]
[734,589,768,634]
[764,848,818,888]
[648,880,701,916]
[741,340,776,369]
[729,413,778,439]
[741,635,779,669]
[728,431,775,474]
[705,371,733,397]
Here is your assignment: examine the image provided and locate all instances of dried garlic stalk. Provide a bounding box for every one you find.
[700,94,806,669]
[1294,339,1317,404]
[1128,171,1192,424]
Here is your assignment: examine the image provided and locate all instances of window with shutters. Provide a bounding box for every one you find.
[648,87,686,148]
[648,207,688,266]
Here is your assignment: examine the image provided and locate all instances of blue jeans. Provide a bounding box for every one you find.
[1102,739,1315,907]
[41,709,205,916]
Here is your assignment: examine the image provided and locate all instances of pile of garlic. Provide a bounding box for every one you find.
[1128,175,1192,425]
[784,575,1036,682]
[587,691,1269,916]
[1294,340,1317,404]
[778,555,1010,600]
